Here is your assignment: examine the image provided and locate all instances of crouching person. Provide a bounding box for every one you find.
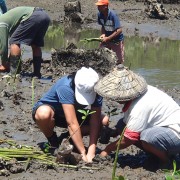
[32,67,109,162]
[94,64,180,168]
[0,6,50,78]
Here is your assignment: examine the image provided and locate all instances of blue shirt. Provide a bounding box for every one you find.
[98,9,124,42]
[33,75,103,115]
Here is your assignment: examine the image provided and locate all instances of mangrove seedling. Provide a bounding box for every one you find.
[164,160,180,180]
[80,37,102,44]
[112,126,126,180]
[67,109,96,141]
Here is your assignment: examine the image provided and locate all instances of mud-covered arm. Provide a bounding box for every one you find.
[87,106,102,162]
[62,103,87,162]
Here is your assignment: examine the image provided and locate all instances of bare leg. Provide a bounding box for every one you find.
[141,140,169,163]
[35,105,55,138]
[31,45,42,57]
[10,44,21,56]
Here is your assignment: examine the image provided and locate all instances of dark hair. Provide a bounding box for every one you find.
[67,72,76,90]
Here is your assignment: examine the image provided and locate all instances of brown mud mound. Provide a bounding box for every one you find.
[50,45,117,77]
[21,45,117,78]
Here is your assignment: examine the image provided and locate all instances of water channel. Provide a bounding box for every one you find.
[23,24,180,89]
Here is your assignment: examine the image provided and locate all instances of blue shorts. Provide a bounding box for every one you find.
[9,8,50,47]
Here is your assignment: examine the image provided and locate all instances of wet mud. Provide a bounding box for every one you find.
[0,0,180,179]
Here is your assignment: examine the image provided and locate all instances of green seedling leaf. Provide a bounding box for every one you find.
[172,160,176,176]
[67,109,96,141]
[88,111,96,115]
[77,109,87,115]
[82,116,86,120]
[174,171,180,175]
[80,38,102,43]
[165,175,174,180]
[111,112,119,116]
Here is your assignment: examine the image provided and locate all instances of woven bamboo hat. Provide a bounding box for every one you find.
[94,64,147,101]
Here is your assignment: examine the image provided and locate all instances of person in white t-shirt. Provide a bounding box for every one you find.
[94,64,180,168]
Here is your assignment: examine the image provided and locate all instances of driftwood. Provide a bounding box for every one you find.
[51,45,117,77]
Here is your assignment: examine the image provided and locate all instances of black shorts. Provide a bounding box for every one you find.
[9,8,50,47]
[32,103,90,128]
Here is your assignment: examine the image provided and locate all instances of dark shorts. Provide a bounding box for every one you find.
[9,8,50,47]
[32,103,90,128]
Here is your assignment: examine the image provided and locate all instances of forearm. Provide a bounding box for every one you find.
[62,104,86,155]
[101,27,105,35]
[107,28,122,41]
[101,136,135,156]
[87,107,101,158]
[68,123,86,155]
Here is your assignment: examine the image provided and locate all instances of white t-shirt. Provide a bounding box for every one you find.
[123,85,180,139]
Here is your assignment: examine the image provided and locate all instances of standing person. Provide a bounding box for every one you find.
[95,0,124,64]
[0,6,50,78]
[0,0,7,15]
[32,67,109,162]
[94,64,180,168]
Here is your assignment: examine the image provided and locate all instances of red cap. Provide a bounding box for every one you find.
[95,0,109,6]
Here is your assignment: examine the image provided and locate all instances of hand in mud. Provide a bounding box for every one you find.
[86,153,95,163]
[81,153,88,162]
[100,150,108,157]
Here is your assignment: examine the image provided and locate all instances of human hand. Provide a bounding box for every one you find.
[86,153,95,163]
[100,150,108,157]
[81,153,88,162]
[100,34,105,39]
[102,36,110,43]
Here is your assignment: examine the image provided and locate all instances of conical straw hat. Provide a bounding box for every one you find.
[94,64,147,101]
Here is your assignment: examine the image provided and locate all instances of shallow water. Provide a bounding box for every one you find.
[22,24,180,89]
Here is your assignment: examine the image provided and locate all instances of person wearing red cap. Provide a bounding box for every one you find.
[95,0,124,64]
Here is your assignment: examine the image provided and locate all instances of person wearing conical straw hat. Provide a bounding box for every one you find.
[95,0,124,64]
[94,64,180,168]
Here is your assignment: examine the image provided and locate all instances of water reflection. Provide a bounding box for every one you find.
[43,23,180,89]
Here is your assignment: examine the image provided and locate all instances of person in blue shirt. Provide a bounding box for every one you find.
[0,0,7,15]
[96,0,124,64]
[32,67,109,162]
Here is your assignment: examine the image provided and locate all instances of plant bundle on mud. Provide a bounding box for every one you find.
[0,139,101,176]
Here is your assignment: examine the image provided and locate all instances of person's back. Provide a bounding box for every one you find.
[124,85,180,133]
[0,6,34,33]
